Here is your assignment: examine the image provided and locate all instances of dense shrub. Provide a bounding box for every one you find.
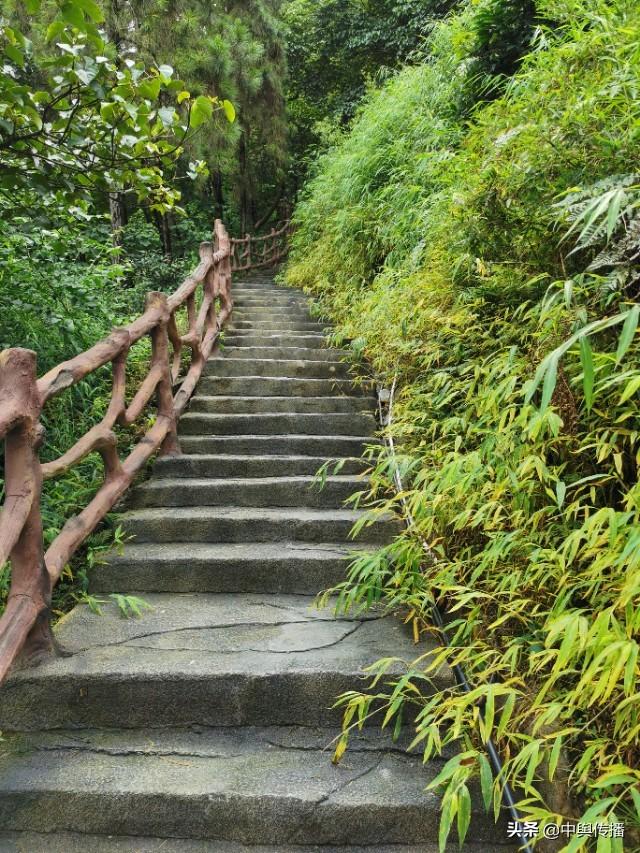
[0,211,195,614]
[286,0,640,847]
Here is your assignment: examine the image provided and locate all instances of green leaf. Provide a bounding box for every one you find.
[138,77,162,101]
[60,2,86,29]
[177,90,191,104]
[615,304,639,364]
[477,753,493,811]
[540,353,559,411]
[548,736,563,780]
[619,375,640,404]
[555,479,566,509]
[75,0,105,22]
[579,335,594,410]
[8,45,26,68]
[190,94,213,128]
[457,784,472,845]
[23,0,41,11]
[46,20,66,42]
[222,98,236,123]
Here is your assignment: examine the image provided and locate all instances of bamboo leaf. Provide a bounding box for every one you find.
[615,304,639,363]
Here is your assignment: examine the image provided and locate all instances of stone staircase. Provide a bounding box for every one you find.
[0,276,509,851]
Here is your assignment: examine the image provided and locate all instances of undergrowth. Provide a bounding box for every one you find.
[0,208,203,616]
[286,0,640,849]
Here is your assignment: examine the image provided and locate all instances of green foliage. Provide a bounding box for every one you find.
[113,0,288,231]
[287,0,640,847]
[283,0,455,181]
[0,0,225,218]
[0,207,194,618]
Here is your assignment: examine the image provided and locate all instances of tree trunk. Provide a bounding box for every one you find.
[109,192,127,257]
[254,183,284,231]
[212,170,224,221]
[161,213,173,260]
[238,132,250,235]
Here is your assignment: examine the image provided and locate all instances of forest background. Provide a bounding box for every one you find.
[2,0,640,850]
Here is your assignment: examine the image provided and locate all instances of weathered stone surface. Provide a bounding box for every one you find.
[197,376,372,396]
[90,542,363,594]
[218,346,349,361]
[178,435,375,455]
[0,594,449,730]
[179,412,375,436]
[189,394,373,414]
[152,453,365,478]
[223,332,328,348]
[119,506,396,544]
[128,476,364,509]
[203,357,354,379]
[0,727,506,845]
[229,319,325,332]
[0,836,507,853]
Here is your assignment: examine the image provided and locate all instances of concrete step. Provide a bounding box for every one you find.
[0,594,445,729]
[153,453,364,478]
[229,320,326,332]
[232,308,315,320]
[120,506,396,544]
[218,346,348,361]
[222,333,328,348]
[128,476,363,510]
[204,358,353,380]
[179,413,376,437]
[0,833,508,852]
[233,302,312,314]
[90,541,362,594]
[197,376,371,396]
[0,727,506,846]
[188,395,373,415]
[178,435,375,456]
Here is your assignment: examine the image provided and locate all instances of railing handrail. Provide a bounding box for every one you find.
[0,212,294,684]
[231,219,293,272]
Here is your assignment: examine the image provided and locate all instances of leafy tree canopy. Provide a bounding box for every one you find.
[0,0,236,221]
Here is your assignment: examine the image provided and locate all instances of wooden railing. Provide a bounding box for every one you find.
[231,220,293,271]
[0,220,241,683]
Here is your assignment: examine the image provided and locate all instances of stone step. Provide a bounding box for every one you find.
[232,307,315,319]
[229,320,326,332]
[0,833,508,852]
[153,453,364,478]
[223,333,328,348]
[0,594,444,729]
[179,413,376,437]
[233,302,312,314]
[197,376,371,396]
[120,506,395,544]
[188,395,373,415]
[178,435,375,456]
[0,727,506,847]
[90,541,362,594]
[219,346,348,361]
[128,476,363,510]
[204,358,353,380]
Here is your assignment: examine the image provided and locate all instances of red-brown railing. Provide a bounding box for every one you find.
[0,220,243,682]
[231,220,293,271]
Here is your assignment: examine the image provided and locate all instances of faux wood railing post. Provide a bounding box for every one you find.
[147,292,181,458]
[0,349,54,681]
[0,216,239,684]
